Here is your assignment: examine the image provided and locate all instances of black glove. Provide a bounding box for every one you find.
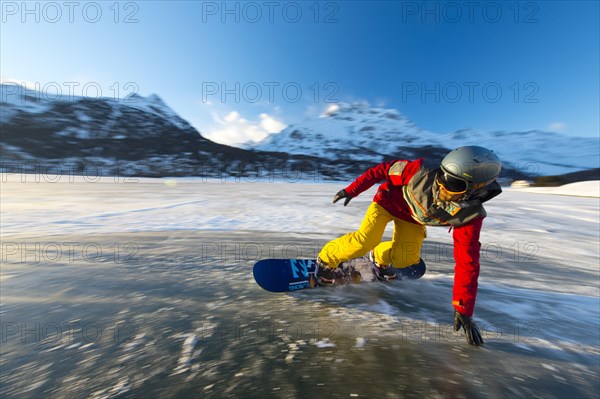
[454,310,484,346]
[333,189,352,206]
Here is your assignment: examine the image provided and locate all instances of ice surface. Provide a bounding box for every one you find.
[2,176,598,283]
[1,176,598,398]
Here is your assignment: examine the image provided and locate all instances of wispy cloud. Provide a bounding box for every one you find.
[548,122,567,132]
[204,110,287,146]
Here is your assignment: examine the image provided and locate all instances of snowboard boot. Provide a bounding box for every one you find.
[368,250,398,281]
[316,258,336,285]
[397,258,426,280]
[368,252,427,280]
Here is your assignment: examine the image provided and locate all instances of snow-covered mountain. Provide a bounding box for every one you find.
[253,103,438,161]
[2,86,597,181]
[253,103,600,177]
[0,84,349,179]
[0,83,215,176]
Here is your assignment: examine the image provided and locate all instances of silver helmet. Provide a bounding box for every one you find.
[439,146,501,193]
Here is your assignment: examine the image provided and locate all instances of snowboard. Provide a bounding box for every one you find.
[253,257,413,293]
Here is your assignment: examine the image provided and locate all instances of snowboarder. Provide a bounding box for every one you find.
[316,146,502,346]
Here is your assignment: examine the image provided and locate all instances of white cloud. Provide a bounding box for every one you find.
[374,98,388,107]
[321,103,340,117]
[205,110,287,146]
[258,113,287,133]
[548,122,567,132]
[223,111,240,123]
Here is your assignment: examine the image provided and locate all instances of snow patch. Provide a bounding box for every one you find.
[314,338,336,348]
[172,334,201,375]
[511,181,599,197]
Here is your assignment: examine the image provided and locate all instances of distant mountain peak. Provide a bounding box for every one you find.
[321,102,407,121]
[146,93,166,106]
[125,92,145,102]
[252,102,599,176]
[2,84,597,178]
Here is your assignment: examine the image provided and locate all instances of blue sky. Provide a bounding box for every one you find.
[1,1,598,145]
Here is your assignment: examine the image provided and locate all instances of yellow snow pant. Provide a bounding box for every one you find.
[318,202,426,269]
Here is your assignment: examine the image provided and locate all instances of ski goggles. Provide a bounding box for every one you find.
[436,171,494,195]
[436,171,470,195]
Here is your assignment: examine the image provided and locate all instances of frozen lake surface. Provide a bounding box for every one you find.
[1,177,599,398]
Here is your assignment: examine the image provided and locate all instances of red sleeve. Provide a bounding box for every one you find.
[452,217,483,317]
[344,161,394,197]
[344,159,423,197]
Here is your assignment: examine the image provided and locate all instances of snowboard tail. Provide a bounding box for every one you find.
[252,259,318,292]
[253,258,377,293]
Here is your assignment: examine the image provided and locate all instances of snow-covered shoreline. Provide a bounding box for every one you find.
[2,176,598,287]
[509,180,600,197]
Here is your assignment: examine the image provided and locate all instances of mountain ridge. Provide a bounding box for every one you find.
[1,85,597,180]
[0,84,367,180]
[251,102,599,177]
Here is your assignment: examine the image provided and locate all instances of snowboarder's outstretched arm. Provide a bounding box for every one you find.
[454,310,484,346]
[333,159,424,206]
[452,217,485,345]
[332,189,353,206]
[331,161,395,206]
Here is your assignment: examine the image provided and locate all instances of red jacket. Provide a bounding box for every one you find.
[345,159,483,317]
